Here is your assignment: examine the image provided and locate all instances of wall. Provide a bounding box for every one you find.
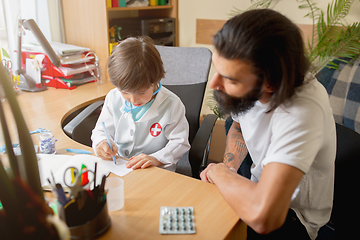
[178,0,360,116]
[178,0,360,162]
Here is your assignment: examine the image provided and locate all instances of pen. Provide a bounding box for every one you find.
[66,148,92,154]
[47,178,57,192]
[101,122,117,165]
[94,162,97,188]
[55,183,68,205]
[98,175,106,203]
[51,171,56,185]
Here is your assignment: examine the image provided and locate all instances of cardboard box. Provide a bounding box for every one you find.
[200,116,226,163]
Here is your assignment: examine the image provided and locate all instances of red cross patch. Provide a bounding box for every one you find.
[150,123,162,137]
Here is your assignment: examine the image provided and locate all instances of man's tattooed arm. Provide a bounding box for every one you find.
[223,152,235,164]
[223,121,248,169]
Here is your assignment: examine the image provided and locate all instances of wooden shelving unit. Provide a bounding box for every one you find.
[61,0,178,81]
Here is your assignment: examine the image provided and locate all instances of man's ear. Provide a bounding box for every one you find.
[264,82,275,93]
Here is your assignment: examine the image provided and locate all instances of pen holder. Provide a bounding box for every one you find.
[64,200,111,240]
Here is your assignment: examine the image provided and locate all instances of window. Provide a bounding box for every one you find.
[1,0,63,70]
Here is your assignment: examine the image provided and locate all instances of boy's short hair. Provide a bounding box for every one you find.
[108,36,165,92]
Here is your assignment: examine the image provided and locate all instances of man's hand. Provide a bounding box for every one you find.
[96,140,118,160]
[200,163,216,183]
[126,153,162,169]
[200,163,237,184]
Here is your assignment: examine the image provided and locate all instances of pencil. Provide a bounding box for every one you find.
[101,122,117,165]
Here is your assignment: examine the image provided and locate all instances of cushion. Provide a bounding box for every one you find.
[316,58,360,133]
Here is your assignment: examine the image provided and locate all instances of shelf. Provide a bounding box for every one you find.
[107,5,173,11]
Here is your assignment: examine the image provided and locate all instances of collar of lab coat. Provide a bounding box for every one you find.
[119,87,169,122]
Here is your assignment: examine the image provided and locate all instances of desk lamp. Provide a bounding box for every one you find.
[16,19,60,92]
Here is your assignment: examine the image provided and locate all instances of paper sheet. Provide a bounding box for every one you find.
[26,58,41,84]
[38,154,132,188]
[99,157,132,177]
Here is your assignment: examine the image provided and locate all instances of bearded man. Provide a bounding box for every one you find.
[200,9,335,240]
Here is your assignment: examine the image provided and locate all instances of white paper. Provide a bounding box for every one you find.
[98,157,133,177]
[38,154,132,188]
[26,58,41,84]
[34,54,45,69]
[58,63,96,76]
[38,154,70,186]
[22,42,90,55]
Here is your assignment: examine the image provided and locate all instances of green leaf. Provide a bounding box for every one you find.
[0,64,44,200]
[0,101,19,178]
[230,0,360,84]
[0,159,19,223]
[1,48,10,59]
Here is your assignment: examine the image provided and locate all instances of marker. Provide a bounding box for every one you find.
[80,164,89,186]
[101,122,117,165]
[70,167,76,183]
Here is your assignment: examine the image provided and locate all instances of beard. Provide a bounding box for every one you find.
[213,83,263,116]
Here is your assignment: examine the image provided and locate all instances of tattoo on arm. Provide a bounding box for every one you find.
[223,122,247,165]
[224,153,235,163]
[224,131,247,164]
[235,140,246,153]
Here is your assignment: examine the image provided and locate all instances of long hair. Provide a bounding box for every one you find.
[213,9,310,112]
[108,36,165,91]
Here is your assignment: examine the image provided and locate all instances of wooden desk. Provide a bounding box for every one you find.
[6,82,246,239]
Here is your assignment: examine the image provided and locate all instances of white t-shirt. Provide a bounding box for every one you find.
[232,75,336,239]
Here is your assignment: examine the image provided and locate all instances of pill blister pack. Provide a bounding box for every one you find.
[159,206,196,234]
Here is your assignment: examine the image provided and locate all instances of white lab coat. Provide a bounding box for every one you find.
[91,86,190,171]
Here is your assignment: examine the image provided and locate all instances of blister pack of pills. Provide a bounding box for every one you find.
[159,206,196,234]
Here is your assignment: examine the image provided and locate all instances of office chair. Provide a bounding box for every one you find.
[322,122,360,240]
[63,45,217,179]
[225,116,358,239]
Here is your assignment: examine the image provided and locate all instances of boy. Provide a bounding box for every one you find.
[91,36,190,171]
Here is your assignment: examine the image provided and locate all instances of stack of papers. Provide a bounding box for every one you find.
[22,42,90,56]
[60,53,94,65]
[58,63,96,76]
[22,42,97,89]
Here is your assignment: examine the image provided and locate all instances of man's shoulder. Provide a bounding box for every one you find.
[278,77,330,113]
[295,75,328,100]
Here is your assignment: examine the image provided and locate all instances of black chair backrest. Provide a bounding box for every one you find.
[155,46,212,144]
[332,123,360,238]
[63,46,212,148]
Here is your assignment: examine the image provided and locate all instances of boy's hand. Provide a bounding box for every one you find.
[96,140,118,160]
[126,153,162,169]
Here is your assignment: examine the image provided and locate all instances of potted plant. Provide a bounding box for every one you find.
[209,0,360,119]
[0,64,69,239]
[232,0,360,73]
